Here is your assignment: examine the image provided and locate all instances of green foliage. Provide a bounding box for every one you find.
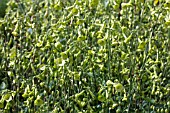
[0,0,8,18]
[0,0,170,112]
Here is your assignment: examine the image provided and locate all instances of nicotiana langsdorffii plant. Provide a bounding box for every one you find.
[0,0,170,113]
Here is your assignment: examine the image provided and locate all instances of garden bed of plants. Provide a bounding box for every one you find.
[0,0,170,112]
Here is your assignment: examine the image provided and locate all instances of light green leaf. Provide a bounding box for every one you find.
[121,3,132,8]
[110,102,118,109]
[2,93,11,101]
[36,41,43,47]
[137,41,146,51]
[0,100,4,109]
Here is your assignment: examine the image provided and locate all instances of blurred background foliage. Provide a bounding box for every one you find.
[0,0,170,113]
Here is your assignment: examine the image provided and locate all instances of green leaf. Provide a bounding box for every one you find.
[122,94,127,101]
[115,0,122,4]
[165,21,170,27]
[88,89,95,99]
[31,63,36,74]
[77,100,86,108]
[0,100,4,109]
[60,51,68,59]
[0,0,8,17]
[74,72,80,81]
[137,41,146,51]
[110,102,118,109]
[98,87,105,94]
[51,107,58,113]
[164,2,170,8]
[12,31,18,37]
[36,41,43,47]
[4,102,12,110]
[10,47,16,59]
[2,93,11,101]
[124,34,132,43]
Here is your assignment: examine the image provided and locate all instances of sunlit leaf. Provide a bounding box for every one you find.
[2,94,11,101]
[36,41,43,47]
[121,3,132,8]
[137,41,146,51]
[154,0,159,6]
[12,31,18,37]
[110,102,118,109]
[77,100,86,108]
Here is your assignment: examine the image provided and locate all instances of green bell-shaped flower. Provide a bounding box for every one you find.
[34,95,43,106]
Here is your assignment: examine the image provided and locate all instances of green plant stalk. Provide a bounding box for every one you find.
[128,4,136,112]
[71,25,75,113]
[14,36,18,112]
[18,2,26,110]
[168,28,170,52]
[107,28,111,113]
[0,0,169,112]
[47,2,50,111]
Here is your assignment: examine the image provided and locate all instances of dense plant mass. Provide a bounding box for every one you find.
[0,0,170,112]
[0,0,8,17]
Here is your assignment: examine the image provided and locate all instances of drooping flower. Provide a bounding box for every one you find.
[114,83,124,92]
[106,80,114,86]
